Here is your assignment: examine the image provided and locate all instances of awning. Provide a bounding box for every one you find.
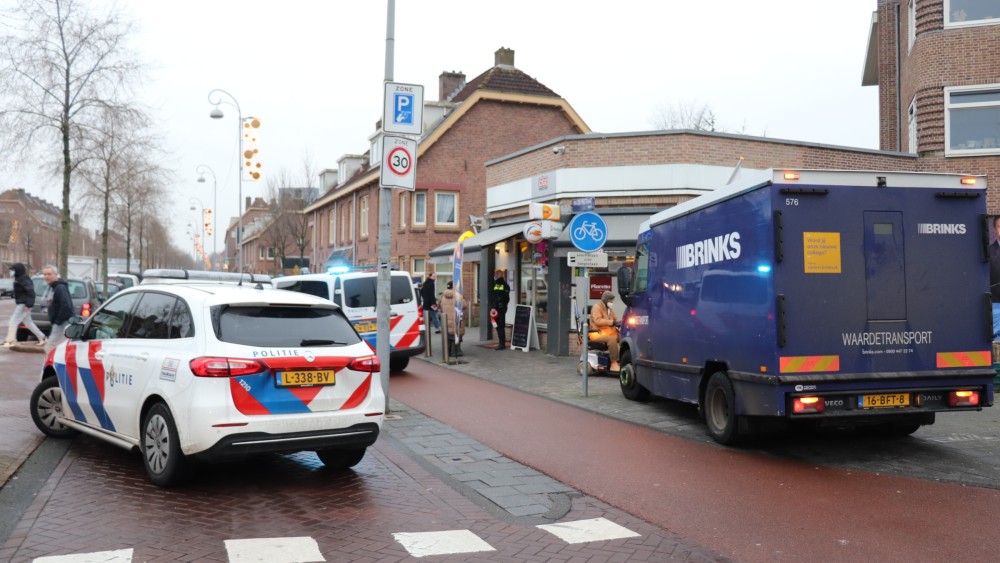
[428,221,530,264]
[552,214,648,257]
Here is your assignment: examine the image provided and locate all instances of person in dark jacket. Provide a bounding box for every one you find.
[42,266,73,352]
[489,269,511,350]
[3,263,46,347]
[420,272,441,333]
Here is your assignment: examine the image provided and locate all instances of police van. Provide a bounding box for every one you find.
[616,169,995,445]
[273,270,424,372]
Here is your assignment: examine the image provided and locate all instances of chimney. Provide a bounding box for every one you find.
[495,47,514,67]
[245,196,251,210]
[439,70,466,101]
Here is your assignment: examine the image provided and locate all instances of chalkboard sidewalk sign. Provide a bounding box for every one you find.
[511,304,538,352]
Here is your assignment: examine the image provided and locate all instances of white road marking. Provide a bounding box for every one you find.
[224,536,325,563]
[392,530,496,558]
[33,549,133,563]
[537,517,641,544]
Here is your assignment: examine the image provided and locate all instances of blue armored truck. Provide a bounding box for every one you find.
[615,169,995,444]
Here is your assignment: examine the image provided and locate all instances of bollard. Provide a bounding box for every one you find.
[424,310,433,357]
[440,313,450,363]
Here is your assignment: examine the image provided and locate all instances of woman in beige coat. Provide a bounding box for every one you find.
[439,282,466,356]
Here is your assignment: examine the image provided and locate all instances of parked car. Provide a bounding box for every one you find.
[0,278,13,298]
[17,276,101,342]
[108,272,140,289]
[96,280,124,301]
[29,269,383,487]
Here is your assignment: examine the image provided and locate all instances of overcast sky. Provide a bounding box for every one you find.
[5,0,881,255]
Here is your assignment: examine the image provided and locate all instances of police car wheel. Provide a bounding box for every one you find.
[141,403,188,487]
[619,352,649,401]
[704,372,741,445]
[30,376,78,439]
[389,356,410,373]
[317,448,366,470]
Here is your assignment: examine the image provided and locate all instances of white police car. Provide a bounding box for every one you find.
[29,270,384,487]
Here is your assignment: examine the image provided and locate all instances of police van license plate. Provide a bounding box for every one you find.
[277,370,336,387]
[354,322,377,333]
[860,393,909,408]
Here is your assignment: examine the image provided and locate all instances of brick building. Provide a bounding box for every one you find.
[0,189,66,276]
[302,47,589,298]
[863,0,1000,208]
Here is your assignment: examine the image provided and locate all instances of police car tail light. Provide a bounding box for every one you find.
[947,390,979,407]
[190,357,266,377]
[348,355,380,373]
[792,396,825,414]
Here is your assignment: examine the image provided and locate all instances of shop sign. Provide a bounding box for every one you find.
[590,275,613,299]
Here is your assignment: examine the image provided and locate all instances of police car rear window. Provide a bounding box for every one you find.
[275,280,330,300]
[341,277,413,308]
[211,306,361,347]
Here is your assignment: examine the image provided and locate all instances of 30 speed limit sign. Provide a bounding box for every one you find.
[380,134,417,190]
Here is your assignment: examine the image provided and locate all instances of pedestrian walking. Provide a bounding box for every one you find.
[3,263,46,348]
[489,269,510,350]
[420,272,441,333]
[41,266,73,353]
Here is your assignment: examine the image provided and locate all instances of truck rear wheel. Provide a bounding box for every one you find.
[619,351,649,401]
[704,372,741,445]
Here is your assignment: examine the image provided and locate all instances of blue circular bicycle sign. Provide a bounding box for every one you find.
[569,211,607,252]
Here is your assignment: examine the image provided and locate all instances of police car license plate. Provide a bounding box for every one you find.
[860,393,909,408]
[354,322,376,333]
[277,370,336,387]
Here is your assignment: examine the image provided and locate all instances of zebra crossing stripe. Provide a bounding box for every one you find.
[32,549,133,563]
[392,530,496,558]
[537,517,641,544]
[224,537,324,563]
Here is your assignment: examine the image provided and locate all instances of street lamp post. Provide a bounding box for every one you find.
[207,89,244,273]
[196,165,218,270]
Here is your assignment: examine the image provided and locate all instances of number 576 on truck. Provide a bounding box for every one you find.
[615,169,994,444]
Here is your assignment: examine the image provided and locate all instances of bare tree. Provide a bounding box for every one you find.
[77,104,160,286]
[0,0,142,275]
[650,100,719,131]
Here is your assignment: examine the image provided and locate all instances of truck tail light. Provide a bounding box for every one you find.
[81,303,92,317]
[948,390,979,407]
[190,357,266,377]
[793,396,825,414]
[348,355,380,373]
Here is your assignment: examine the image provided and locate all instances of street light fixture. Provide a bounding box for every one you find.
[207,88,245,273]
[196,164,218,270]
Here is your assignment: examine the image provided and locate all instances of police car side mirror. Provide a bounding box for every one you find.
[617,267,633,306]
[64,319,86,340]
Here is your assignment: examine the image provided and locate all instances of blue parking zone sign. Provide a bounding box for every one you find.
[394,92,414,126]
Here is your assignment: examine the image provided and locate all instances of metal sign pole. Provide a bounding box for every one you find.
[377,0,395,413]
[581,266,589,397]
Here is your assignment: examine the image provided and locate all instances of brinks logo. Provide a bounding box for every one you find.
[917,223,966,234]
[676,232,741,269]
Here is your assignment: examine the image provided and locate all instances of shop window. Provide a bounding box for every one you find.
[945,0,1000,27]
[945,85,1000,155]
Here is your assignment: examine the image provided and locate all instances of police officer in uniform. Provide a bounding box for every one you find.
[489,269,511,350]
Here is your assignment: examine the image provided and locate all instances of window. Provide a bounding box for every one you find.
[400,193,408,229]
[412,257,426,279]
[413,192,426,226]
[945,84,1000,155]
[341,206,350,243]
[635,240,650,293]
[435,192,457,226]
[258,247,275,260]
[907,0,916,51]
[327,210,335,245]
[908,98,918,154]
[124,292,176,339]
[168,299,194,339]
[360,195,369,237]
[213,305,361,347]
[340,277,415,309]
[945,0,1000,26]
[85,292,140,340]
